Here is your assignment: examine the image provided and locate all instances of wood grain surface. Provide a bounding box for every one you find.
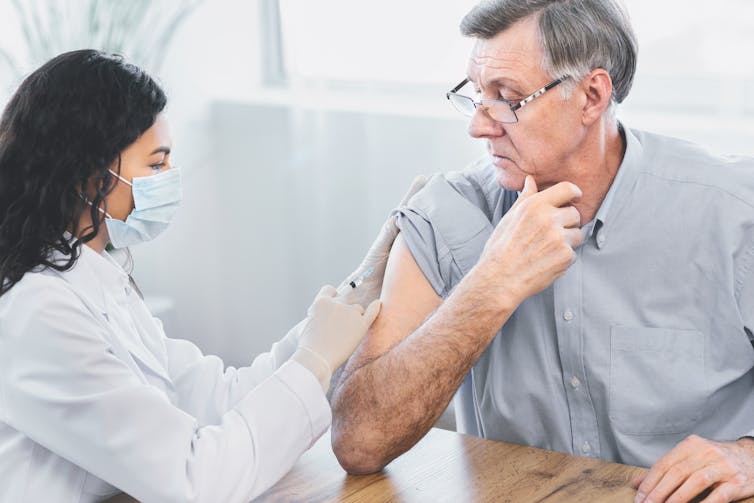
[104,427,754,502]
[259,428,647,502]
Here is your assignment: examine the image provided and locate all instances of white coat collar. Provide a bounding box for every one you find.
[48,242,129,309]
[48,241,172,384]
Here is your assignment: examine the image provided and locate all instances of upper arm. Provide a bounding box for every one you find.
[347,233,442,368]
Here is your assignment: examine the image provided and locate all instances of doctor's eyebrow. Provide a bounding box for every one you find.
[149,147,171,155]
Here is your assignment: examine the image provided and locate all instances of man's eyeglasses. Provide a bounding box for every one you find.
[446,77,568,124]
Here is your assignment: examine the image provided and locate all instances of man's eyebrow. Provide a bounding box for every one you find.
[470,75,525,93]
[488,77,524,91]
[149,147,171,155]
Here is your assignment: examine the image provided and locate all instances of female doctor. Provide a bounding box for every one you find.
[0,50,423,502]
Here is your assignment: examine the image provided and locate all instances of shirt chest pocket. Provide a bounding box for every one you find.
[609,326,707,435]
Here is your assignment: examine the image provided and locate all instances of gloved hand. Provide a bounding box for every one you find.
[336,175,428,306]
[292,286,381,391]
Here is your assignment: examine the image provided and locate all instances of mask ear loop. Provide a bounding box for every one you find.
[78,167,117,219]
[108,169,133,187]
[80,167,129,219]
[79,193,113,219]
[78,190,141,295]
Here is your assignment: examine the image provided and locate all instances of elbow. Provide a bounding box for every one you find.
[330,375,396,474]
[331,423,390,475]
[332,434,389,475]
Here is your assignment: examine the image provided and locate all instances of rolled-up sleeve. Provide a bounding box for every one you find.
[394,205,448,298]
[392,173,497,300]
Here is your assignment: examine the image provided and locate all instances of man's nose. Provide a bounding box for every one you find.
[468,105,505,139]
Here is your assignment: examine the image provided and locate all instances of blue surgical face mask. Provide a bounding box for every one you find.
[104,167,183,249]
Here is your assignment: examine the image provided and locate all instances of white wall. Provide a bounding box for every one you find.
[132,101,481,366]
[126,0,269,363]
[1,1,753,368]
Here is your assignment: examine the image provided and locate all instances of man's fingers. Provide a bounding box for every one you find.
[507,176,538,215]
[538,181,583,207]
[554,205,582,228]
[520,175,538,198]
[667,467,722,503]
[631,475,646,489]
[563,228,585,249]
[637,437,754,503]
[636,438,699,502]
[644,460,706,503]
[701,482,741,503]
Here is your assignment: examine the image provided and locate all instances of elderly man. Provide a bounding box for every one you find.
[330,1,754,502]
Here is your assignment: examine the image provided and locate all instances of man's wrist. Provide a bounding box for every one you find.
[464,263,522,315]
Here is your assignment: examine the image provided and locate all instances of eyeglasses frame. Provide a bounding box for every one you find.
[446,76,568,123]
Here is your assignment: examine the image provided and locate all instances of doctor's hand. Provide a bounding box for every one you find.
[292,286,381,391]
[632,435,754,503]
[474,176,583,309]
[336,175,428,307]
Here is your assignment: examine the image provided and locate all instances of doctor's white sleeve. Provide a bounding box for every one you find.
[162,318,307,425]
[0,280,329,503]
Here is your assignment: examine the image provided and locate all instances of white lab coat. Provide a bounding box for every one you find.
[0,245,331,503]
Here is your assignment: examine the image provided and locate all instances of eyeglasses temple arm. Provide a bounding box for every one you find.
[449,78,469,94]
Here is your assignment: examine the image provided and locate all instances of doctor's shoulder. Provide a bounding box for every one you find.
[0,266,98,338]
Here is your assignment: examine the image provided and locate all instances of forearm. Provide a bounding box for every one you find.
[168,320,304,423]
[331,267,517,473]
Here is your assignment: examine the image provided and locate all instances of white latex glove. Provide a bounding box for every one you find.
[292,286,381,391]
[336,175,428,307]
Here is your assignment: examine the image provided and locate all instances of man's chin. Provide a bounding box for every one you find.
[494,166,525,192]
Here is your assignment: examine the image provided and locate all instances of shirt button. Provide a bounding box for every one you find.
[581,441,592,454]
[597,233,606,246]
[124,285,132,296]
[569,375,581,389]
[563,310,574,321]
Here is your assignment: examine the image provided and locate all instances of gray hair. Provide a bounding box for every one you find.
[460,0,638,105]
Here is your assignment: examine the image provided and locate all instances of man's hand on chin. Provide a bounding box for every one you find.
[632,435,754,503]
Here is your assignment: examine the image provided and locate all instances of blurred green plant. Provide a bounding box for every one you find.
[0,0,203,80]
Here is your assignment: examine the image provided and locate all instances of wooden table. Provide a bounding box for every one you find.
[258,428,647,502]
[104,428,754,502]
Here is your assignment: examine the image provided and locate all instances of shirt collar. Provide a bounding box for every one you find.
[588,123,643,248]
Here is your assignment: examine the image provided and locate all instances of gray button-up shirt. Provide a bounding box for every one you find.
[396,127,754,467]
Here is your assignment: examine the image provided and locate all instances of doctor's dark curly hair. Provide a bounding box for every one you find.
[0,49,166,296]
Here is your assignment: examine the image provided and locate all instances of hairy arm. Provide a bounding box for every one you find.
[330,178,584,474]
[330,234,516,473]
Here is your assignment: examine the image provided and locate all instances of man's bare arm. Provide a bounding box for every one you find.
[330,235,517,473]
[330,177,584,474]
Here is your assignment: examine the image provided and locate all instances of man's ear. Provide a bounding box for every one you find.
[580,68,614,126]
